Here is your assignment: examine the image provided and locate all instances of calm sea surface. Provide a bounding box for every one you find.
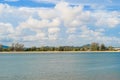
[0,52,120,80]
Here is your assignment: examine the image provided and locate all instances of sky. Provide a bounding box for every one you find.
[0,0,120,47]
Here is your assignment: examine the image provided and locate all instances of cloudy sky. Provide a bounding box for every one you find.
[0,0,120,47]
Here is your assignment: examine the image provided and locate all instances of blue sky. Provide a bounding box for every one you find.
[0,0,120,47]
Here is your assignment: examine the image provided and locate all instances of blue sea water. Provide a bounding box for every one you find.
[0,52,120,80]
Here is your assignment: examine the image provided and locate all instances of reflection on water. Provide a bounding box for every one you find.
[0,52,120,80]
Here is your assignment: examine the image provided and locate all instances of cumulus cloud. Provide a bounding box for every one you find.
[0,2,120,46]
[0,22,14,34]
[94,11,120,28]
[55,2,83,27]
[66,28,76,34]
[48,27,60,34]
[0,22,14,44]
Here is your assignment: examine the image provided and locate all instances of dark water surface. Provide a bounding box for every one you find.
[0,52,120,80]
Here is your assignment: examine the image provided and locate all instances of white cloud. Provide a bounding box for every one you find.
[66,28,76,34]
[23,32,46,42]
[49,18,61,27]
[38,9,57,19]
[55,2,83,27]
[48,27,60,34]
[48,34,58,40]
[80,26,103,38]
[0,4,9,14]
[0,22,14,34]
[15,16,61,41]
[0,22,14,43]
[94,11,120,28]
[0,2,120,46]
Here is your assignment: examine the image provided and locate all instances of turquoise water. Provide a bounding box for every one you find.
[0,52,120,80]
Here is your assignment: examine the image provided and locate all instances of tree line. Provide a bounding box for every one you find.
[0,42,115,52]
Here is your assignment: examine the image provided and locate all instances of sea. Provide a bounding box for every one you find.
[0,52,120,80]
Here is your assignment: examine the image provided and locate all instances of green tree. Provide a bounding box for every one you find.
[108,46,114,51]
[99,43,106,51]
[10,43,24,51]
[31,46,37,51]
[0,44,2,51]
[90,42,99,51]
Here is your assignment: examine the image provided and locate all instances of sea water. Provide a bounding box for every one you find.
[0,52,120,80]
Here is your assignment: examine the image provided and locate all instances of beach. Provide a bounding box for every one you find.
[0,51,119,54]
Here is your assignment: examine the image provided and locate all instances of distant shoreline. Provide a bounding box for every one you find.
[0,51,120,54]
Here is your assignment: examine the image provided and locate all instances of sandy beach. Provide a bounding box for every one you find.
[0,51,119,54]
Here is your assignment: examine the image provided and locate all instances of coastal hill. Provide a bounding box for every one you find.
[1,45,9,49]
